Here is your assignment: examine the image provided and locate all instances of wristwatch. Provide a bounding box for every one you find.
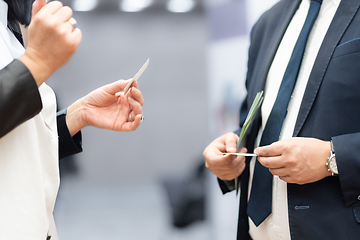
[326,140,338,176]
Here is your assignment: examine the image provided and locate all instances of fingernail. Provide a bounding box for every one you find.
[227,147,236,153]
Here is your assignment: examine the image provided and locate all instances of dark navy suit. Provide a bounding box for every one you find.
[220,0,360,239]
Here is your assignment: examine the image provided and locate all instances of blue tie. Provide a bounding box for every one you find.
[246,0,323,227]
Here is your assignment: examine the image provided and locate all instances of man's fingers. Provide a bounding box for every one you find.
[258,156,284,169]
[278,176,298,184]
[255,142,283,157]
[214,159,246,180]
[224,133,239,153]
[205,133,241,155]
[206,154,242,171]
[219,156,245,170]
[203,133,247,180]
[268,167,287,177]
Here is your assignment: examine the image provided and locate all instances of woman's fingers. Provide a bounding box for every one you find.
[127,86,144,106]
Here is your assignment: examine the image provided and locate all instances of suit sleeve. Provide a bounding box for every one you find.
[217,128,243,194]
[0,59,42,138]
[216,12,263,194]
[332,134,360,207]
[57,108,83,159]
[215,17,262,195]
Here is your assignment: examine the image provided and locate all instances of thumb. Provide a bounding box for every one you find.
[111,79,132,95]
[32,0,47,17]
[254,145,269,156]
[225,133,238,153]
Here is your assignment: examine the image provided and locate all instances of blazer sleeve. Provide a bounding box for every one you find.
[214,3,275,195]
[57,108,83,159]
[217,119,244,194]
[332,134,360,207]
[216,14,260,194]
[0,59,42,138]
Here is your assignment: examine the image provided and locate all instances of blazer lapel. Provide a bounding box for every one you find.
[293,0,360,137]
[248,0,301,102]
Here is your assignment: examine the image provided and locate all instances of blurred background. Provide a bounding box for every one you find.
[47,0,278,239]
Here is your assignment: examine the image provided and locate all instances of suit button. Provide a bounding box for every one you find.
[358,195,360,201]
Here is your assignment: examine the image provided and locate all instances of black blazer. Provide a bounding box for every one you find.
[0,59,82,159]
[222,0,360,239]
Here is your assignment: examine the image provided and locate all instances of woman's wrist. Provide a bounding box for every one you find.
[18,50,53,87]
[66,97,88,137]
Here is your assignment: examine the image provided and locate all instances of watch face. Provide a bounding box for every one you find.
[330,156,338,174]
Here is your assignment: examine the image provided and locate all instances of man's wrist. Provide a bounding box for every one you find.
[326,140,339,176]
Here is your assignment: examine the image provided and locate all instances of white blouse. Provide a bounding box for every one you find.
[0,1,60,239]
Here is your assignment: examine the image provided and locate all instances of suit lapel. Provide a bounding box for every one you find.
[248,0,301,103]
[293,0,360,137]
[250,0,301,99]
[237,3,302,237]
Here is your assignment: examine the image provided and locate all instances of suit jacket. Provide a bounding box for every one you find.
[220,0,360,239]
[0,59,82,159]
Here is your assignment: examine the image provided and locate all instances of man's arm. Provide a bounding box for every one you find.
[255,135,360,206]
[203,132,247,192]
[332,133,360,207]
[255,137,332,185]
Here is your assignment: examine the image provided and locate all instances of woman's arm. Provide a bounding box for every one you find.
[0,60,42,138]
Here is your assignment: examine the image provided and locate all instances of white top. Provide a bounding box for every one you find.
[248,0,341,239]
[0,1,60,239]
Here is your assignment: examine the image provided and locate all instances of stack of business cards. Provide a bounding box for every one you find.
[236,91,264,152]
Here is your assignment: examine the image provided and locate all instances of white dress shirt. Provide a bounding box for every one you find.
[248,0,341,239]
[0,1,60,239]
